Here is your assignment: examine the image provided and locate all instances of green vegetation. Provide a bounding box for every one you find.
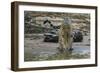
[24,52,90,61]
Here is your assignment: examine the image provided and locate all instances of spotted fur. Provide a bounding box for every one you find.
[58,23,73,52]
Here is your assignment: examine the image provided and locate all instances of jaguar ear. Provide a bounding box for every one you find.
[63,17,71,25]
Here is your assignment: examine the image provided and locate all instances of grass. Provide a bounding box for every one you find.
[24,52,90,61]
